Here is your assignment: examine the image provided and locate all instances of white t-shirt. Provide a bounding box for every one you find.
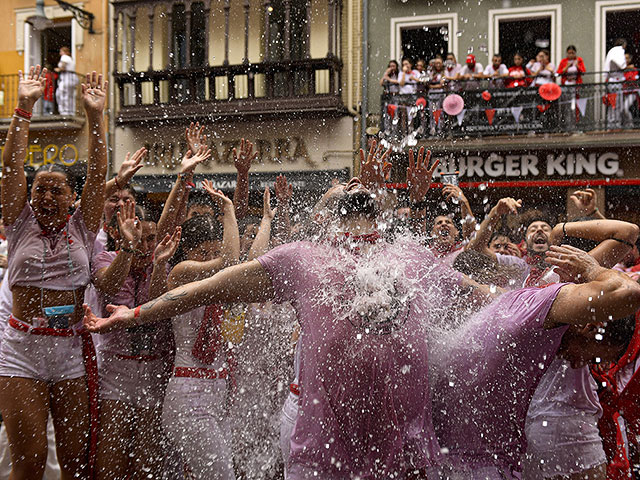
[399,71,418,94]
[604,46,627,82]
[58,54,75,72]
[459,63,483,89]
[527,61,556,85]
[483,64,509,88]
[495,253,530,289]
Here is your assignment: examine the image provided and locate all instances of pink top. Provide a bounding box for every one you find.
[430,283,568,474]
[258,240,462,479]
[92,251,167,357]
[6,203,96,291]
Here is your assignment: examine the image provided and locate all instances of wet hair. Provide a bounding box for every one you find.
[170,214,222,267]
[105,205,149,251]
[525,213,554,231]
[489,230,513,245]
[566,45,577,52]
[331,190,379,220]
[453,250,522,286]
[34,164,77,193]
[603,314,637,358]
[615,38,627,48]
[187,191,217,215]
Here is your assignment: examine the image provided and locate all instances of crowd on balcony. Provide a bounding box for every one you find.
[39,46,79,116]
[380,38,640,140]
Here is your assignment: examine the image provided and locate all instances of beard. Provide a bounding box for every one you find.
[336,190,379,218]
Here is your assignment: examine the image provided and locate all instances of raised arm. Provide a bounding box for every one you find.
[84,259,274,332]
[550,219,639,267]
[442,184,477,241]
[156,146,211,238]
[167,185,239,288]
[80,72,108,232]
[233,138,257,220]
[466,197,521,260]
[248,187,276,260]
[273,174,293,243]
[105,147,146,199]
[2,66,47,225]
[406,147,439,235]
[545,245,640,327]
[148,227,181,300]
[92,201,141,296]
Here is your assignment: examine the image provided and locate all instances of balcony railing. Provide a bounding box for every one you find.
[379,72,640,143]
[0,72,85,121]
[113,57,344,124]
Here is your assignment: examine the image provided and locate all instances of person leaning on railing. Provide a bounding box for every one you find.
[527,49,556,86]
[557,45,586,86]
[380,60,400,94]
[506,52,531,88]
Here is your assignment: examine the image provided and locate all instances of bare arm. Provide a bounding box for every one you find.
[148,228,181,300]
[232,139,257,220]
[466,197,522,261]
[2,67,46,225]
[442,185,477,242]
[545,245,640,327]
[105,148,146,199]
[273,175,292,243]
[84,260,275,332]
[80,72,108,233]
[248,187,275,260]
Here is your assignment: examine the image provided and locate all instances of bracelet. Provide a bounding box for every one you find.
[133,305,141,319]
[562,222,567,238]
[114,176,122,190]
[14,108,33,120]
[611,237,634,248]
[12,114,30,123]
[586,208,599,216]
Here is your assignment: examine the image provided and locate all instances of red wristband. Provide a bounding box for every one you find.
[134,306,141,319]
[14,108,32,120]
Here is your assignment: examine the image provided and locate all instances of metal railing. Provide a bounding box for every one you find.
[0,72,85,119]
[379,71,640,143]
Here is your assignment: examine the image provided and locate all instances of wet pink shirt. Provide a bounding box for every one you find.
[258,240,462,479]
[430,283,568,474]
[6,203,96,290]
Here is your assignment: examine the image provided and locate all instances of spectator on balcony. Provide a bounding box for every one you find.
[506,52,530,88]
[458,54,484,90]
[415,58,429,94]
[483,54,509,88]
[54,47,79,116]
[527,50,556,86]
[623,53,639,123]
[444,52,461,91]
[428,56,446,91]
[380,60,400,94]
[557,45,586,85]
[604,39,632,128]
[42,64,57,115]
[398,57,420,94]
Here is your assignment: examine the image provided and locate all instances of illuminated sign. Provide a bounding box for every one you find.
[0,143,80,167]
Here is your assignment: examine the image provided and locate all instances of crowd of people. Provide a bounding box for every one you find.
[0,64,639,480]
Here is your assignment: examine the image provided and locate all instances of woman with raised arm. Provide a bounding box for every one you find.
[92,201,181,480]
[0,67,107,479]
[161,183,239,479]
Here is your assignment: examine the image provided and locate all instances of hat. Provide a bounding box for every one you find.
[442,94,465,115]
[538,83,561,101]
[466,54,476,64]
[481,90,492,101]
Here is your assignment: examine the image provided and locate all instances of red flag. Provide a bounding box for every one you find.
[537,104,551,113]
[607,93,618,108]
[485,109,496,125]
[434,109,442,125]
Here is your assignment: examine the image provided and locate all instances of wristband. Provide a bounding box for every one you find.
[586,208,599,217]
[562,222,567,238]
[14,108,33,120]
[134,305,141,319]
[611,237,634,248]
[12,114,31,123]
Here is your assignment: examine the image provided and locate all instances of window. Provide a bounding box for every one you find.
[400,25,449,63]
[605,9,640,62]
[498,18,552,67]
[595,1,640,77]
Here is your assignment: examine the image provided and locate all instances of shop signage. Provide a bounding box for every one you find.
[0,143,80,167]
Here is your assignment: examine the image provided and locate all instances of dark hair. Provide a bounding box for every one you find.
[540,49,550,58]
[170,214,222,267]
[388,60,399,69]
[493,53,502,59]
[615,38,627,48]
[525,213,554,231]
[105,205,149,251]
[110,177,137,198]
[489,230,513,245]
[401,56,414,67]
[446,52,456,59]
[513,52,524,60]
[34,164,77,192]
[603,314,637,358]
[452,250,523,286]
[187,191,217,214]
[566,45,577,52]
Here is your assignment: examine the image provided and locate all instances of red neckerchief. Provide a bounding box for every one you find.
[331,231,382,253]
[40,215,73,245]
[192,304,225,364]
[523,252,550,287]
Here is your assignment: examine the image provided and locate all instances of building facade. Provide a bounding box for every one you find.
[365,0,640,225]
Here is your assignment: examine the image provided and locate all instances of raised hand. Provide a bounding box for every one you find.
[545,244,603,283]
[185,122,207,155]
[117,147,147,187]
[18,65,47,109]
[181,145,211,175]
[82,71,108,116]
[358,140,392,189]
[83,303,135,333]
[117,200,142,251]
[154,227,181,265]
[442,184,469,205]
[202,179,234,213]
[493,197,522,216]
[263,186,276,221]
[275,174,293,205]
[407,146,439,203]
[569,188,597,216]
[234,138,257,175]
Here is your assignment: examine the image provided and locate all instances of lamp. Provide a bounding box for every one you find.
[26,0,54,31]
[26,0,96,34]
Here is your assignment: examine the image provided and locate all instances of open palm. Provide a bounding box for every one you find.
[407,147,439,203]
[82,71,108,115]
[18,66,47,106]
